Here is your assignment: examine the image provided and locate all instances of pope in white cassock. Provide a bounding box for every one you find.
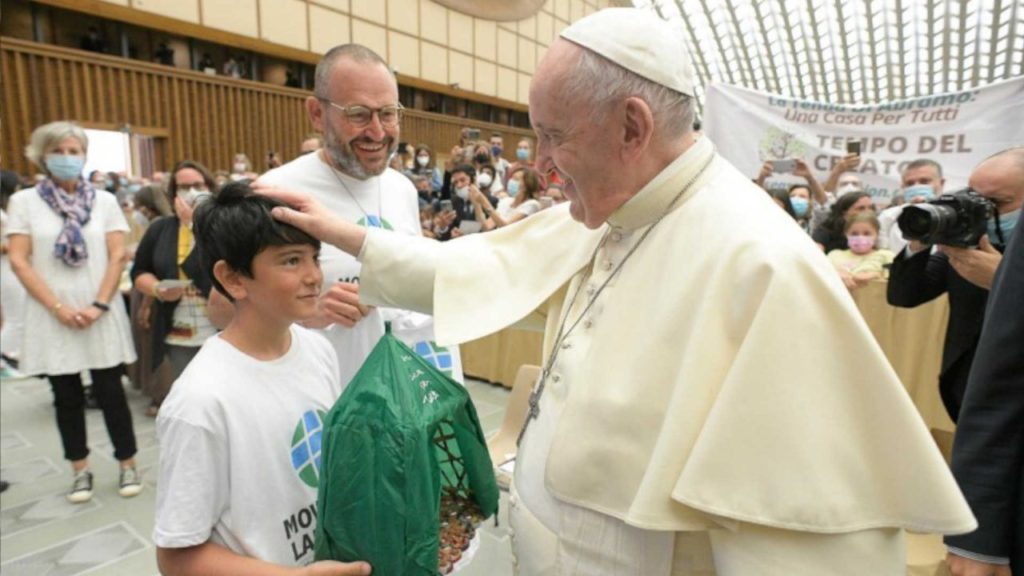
[259,8,976,575]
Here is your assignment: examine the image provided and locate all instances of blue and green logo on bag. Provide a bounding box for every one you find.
[357,215,394,230]
[290,409,326,488]
[413,341,453,376]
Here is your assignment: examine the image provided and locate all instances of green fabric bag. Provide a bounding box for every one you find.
[314,326,499,574]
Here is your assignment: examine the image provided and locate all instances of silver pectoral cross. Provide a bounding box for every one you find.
[516,373,547,446]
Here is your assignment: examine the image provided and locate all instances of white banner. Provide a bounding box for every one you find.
[704,77,1024,204]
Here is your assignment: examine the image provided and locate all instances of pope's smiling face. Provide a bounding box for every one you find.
[529,40,625,229]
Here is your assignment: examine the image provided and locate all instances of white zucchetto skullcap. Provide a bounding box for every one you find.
[560,8,695,97]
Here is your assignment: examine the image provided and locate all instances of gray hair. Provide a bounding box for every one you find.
[314,44,390,99]
[562,47,694,140]
[903,158,943,178]
[25,121,88,167]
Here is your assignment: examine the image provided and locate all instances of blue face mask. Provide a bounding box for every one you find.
[988,208,1019,246]
[516,149,529,161]
[45,154,85,182]
[789,196,809,217]
[903,184,935,203]
[507,179,521,196]
[491,145,502,157]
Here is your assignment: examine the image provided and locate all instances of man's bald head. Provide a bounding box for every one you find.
[313,44,390,99]
[970,147,1024,215]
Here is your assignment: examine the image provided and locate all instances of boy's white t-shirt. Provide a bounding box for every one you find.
[153,325,342,566]
[260,153,464,388]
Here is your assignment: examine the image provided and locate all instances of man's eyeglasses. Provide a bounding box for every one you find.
[319,99,404,127]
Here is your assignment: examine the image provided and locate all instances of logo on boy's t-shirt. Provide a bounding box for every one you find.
[413,341,453,377]
[290,410,326,488]
[357,215,394,230]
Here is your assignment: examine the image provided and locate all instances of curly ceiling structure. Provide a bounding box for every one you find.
[633,0,1024,113]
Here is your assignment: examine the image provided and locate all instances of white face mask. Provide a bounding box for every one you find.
[837,183,861,196]
[416,155,430,167]
[178,188,211,206]
[476,173,493,188]
[455,186,470,200]
[233,162,247,173]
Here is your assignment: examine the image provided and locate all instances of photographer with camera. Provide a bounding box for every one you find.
[944,151,1024,575]
[887,149,1021,422]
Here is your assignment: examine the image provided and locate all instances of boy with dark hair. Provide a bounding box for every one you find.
[153,182,369,575]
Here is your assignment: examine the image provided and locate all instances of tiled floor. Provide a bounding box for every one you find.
[0,372,514,575]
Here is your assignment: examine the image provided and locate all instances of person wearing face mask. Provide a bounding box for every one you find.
[877,159,945,252]
[811,191,875,253]
[482,167,544,230]
[944,169,1024,575]
[888,149,1022,422]
[104,170,122,195]
[755,158,829,231]
[88,170,108,191]
[230,153,254,181]
[504,137,536,188]
[475,164,499,197]
[411,143,443,193]
[122,183,159,251]
[471,142,505,195]
[489,133,511,184]
[123,184,172,407]
[787,184,813,232]
[5,121,142,503]
[826,213,894,290]
[445,164,498,238]
[822,153,862,195]
[131,160,231,418]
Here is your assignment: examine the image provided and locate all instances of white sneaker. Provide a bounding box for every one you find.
[118,467,143,498]
[67,470,93,504]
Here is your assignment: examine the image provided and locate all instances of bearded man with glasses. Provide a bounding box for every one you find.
[258,44,461,393]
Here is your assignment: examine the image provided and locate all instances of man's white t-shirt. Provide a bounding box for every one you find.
[153,326,342,566]
[259,153,463,388]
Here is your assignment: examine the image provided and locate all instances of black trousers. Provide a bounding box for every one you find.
[48,365,137,462]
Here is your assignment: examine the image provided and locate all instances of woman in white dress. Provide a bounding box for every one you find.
[5,121,141,504]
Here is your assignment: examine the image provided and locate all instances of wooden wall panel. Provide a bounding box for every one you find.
[2,37,533,178]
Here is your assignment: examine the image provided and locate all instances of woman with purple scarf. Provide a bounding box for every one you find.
[5,121,141,504]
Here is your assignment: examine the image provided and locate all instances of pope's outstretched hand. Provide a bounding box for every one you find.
[253,182,367,256]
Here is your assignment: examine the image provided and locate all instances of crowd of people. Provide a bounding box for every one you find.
[1,6,1021,574]
[380,129,564,240]
[754,153,1021,301]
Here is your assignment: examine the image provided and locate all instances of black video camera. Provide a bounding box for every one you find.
[898,189,994,248]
